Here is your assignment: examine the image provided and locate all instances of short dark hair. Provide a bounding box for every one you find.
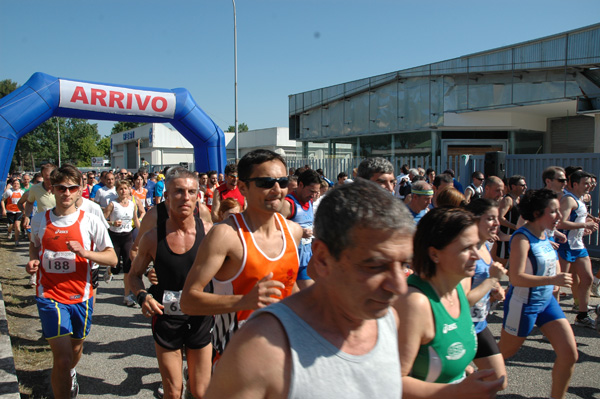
[412,207,475,279]
[224,163,238,176]
[569,170,592,185]
[314,179,414,260]
[50,164,83,186]
[357,157,393,180]
[508,175,526,188]
[464,198,498,217]
[472,171,484,180]
[237,149,286,182]
[337,172,348,180]
[432,173,453,188]
[542,166,565,183]
[298,169,321,187]
[565,166,582,179]
[518,189,557,222]
[208,170,218,178]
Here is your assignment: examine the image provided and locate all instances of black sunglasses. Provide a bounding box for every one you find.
[555,178,567,183]
[244,177,289,189]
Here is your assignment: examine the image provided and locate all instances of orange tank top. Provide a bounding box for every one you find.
[38,210,93,304]
[132,187,147,202]
[212,212,299,354]
[6,190,22,213]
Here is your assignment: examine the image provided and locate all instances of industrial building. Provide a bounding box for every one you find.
[288,23,600,161]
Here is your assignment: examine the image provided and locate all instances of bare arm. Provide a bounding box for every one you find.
[557,196,597,230]
[508,234,571,288]
[397,288,504,399]
[17,190,29,213]
[205,313,289,399]
[462,261,506,306]
[127,229,164,315]
[67,241,118,267]
[210,191,221,222]
[130,205,158,261]
[103,202,113,220]
[180,222,286,316]
[497,196,516,230]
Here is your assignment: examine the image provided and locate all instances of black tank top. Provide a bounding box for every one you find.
[148,210,207,303]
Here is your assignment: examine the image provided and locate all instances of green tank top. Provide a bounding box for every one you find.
[407,274,477,383]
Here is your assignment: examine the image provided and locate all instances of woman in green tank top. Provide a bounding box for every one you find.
[397,207,505,398]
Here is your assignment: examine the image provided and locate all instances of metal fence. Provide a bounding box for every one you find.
[286,152,600,256]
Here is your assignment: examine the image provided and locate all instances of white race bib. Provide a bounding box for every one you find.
[43,250,76,274]
[163,290,184,316]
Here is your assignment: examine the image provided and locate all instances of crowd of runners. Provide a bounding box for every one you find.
[1,152,599,399]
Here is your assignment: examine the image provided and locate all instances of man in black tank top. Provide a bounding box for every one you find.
[128,167,213,399]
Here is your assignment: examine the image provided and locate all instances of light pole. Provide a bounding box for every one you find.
[56,117,61,166]
[233,0,239,162]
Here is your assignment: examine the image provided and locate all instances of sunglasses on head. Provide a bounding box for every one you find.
[244,177,289,189]
[53,184,80,193]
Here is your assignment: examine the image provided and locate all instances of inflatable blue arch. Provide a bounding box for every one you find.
[0,72,226,191]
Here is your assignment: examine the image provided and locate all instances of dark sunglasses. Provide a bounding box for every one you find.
[53,184,80,193]
[244,177,289,189]
[555,178,567,183]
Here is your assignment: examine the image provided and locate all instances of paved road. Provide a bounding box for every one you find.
[2,242,600,398]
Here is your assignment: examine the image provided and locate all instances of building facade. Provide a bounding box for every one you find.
[289,24,600,161]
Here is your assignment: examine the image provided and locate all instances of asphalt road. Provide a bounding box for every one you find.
[2,243,600,398]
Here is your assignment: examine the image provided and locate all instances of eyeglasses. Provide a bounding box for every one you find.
[474,177,484,181]
[555,178,567,183]
[228,174,239,179]
[53,184,80,193]
[244,177,289,189]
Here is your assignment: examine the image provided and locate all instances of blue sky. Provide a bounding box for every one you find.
[1,0,598,137]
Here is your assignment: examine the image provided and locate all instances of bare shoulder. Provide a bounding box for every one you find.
[206,311,290,399]
[285,218,303,242]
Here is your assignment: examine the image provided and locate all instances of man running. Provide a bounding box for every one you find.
[280,168,321,289]
[210,164,246,222]
[181,149,303,359]
[204,178,415,398]
[557,170,599,328]
[94,172,117,209]
[357,157,395,194]
[129,167,213,399]
[407,180,433,223]
[26,164,117,398]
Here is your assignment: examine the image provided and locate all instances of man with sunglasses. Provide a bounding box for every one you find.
[181,149,303,362]
[210,164,246,222]
[280,168,322,289]
[464,172,485,203]
[26,164,117,399]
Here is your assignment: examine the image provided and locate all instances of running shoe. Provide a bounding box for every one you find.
[7,232,12,240]
[28,274,36,288]
[15,240,19,247]
[574,315,596,329]
[157,383,164,399]
[103,269,113,283]
[71,370,79,398]
[124,294,136,307]
[591,280,600,298]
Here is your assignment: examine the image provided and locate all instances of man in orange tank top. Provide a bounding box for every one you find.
[181,149,303,358]
[26,164,117,399]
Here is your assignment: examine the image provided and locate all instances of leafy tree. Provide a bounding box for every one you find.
[0,79,19,99]
[97,136,111,158]
[111,121,145,134]
[227,123,249,132]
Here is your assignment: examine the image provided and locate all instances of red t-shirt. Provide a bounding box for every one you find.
[217,184,245,209]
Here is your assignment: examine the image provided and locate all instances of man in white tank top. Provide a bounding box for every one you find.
[203,179,415,399]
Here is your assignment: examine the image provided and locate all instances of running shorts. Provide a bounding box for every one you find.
[36,297,93,340]
[152,314,213,350]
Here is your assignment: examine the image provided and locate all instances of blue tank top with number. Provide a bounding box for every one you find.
[508,226,557,305]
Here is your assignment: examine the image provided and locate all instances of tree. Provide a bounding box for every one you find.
[227,123,249,132]
[0,79,19,99]
[111,122,145,134]
[97,136,111,158]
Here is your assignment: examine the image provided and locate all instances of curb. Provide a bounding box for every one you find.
[0,283,21,398]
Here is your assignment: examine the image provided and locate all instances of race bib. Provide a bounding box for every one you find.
[544,257,557,277]
[43,250,76,274]
[163,290,184,316]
